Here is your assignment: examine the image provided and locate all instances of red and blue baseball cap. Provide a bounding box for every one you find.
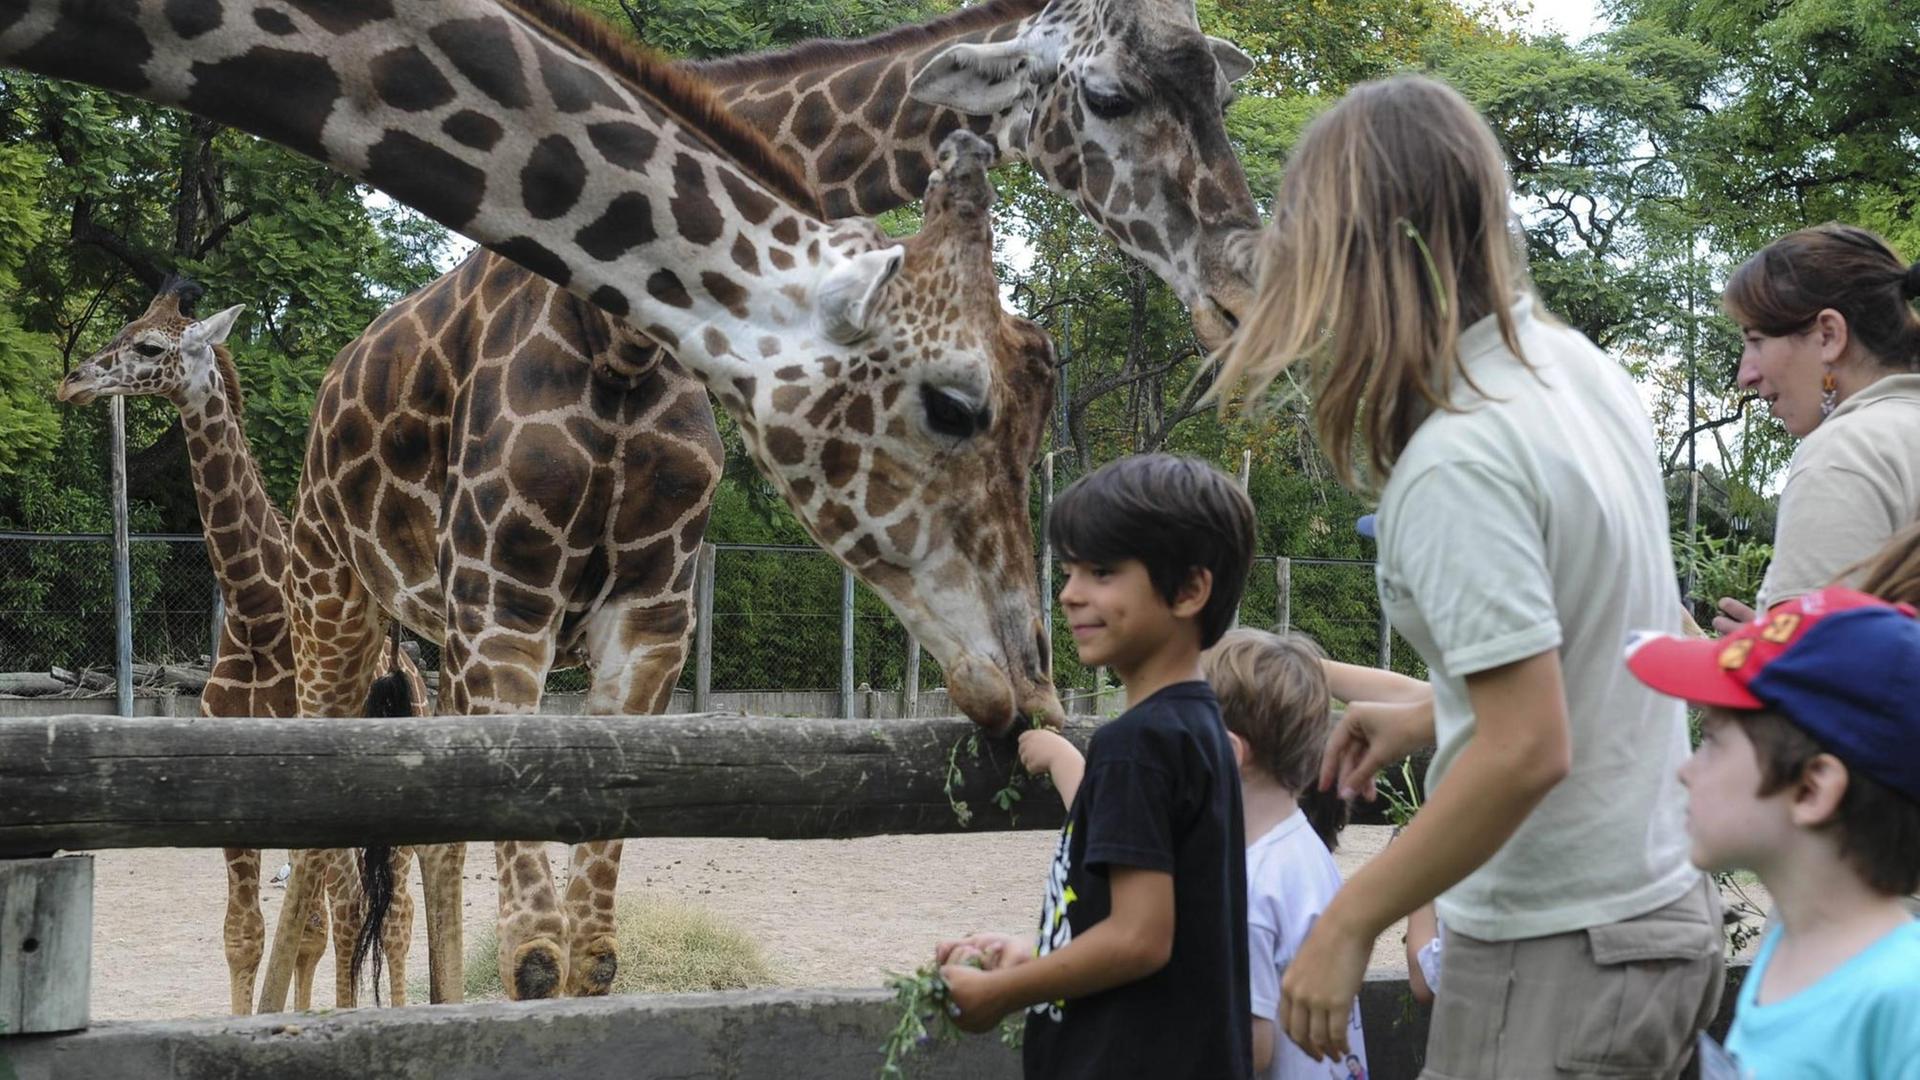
[1626,586,1920,802]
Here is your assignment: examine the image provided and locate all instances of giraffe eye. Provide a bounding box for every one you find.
[134,341,165,357]
[1082,85,1133,120]
[922,385,989,440]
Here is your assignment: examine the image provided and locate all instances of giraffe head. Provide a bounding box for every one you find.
[57,280,246,413]
[714,131,1062,733]
[908,0,1262,348]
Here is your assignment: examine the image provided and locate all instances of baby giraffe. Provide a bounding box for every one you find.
[56,280,457,1011]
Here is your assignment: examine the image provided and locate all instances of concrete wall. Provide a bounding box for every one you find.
[2,968,1746,1080]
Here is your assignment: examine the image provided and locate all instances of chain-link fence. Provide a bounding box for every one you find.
[0,532,1419,706]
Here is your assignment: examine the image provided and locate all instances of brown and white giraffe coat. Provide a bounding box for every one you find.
[54,283,465,1013]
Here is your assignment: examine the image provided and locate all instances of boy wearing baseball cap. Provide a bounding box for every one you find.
[1625,586,1920,1078]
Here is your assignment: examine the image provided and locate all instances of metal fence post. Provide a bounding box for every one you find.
[1274,557,1291,634]
[693,542,715,712]
[841,566,856,720]
[109,396,133,716]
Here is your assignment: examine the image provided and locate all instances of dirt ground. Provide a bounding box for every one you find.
[86,824,1766,1022]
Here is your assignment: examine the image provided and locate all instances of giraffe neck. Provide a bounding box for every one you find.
[698,0,1043,220]
[0,0,841,384]
[172,360,290,624]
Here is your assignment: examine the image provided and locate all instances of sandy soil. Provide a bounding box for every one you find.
[86,825,1766,1022]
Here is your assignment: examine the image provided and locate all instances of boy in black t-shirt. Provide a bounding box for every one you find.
[933,454,1256,1080]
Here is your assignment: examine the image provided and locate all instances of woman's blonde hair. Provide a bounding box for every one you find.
[1851,522,1920,605]
[1203,629,1346,847]
[1211,74,1528,490]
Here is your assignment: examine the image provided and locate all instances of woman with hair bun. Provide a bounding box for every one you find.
[1713,224,1920,631]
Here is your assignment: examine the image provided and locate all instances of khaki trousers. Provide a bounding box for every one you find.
[1420,876,1724,1079]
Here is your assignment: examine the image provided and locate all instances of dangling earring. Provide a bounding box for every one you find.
[1820,369,1838,418]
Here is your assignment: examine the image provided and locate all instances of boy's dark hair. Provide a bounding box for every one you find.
[1717,707,1920,895]
[1048,454,1256,648]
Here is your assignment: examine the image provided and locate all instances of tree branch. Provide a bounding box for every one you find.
[1663,396,1758,475]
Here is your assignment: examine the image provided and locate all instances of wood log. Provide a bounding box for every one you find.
[48,667,112,691]
[0,714,1086,855]
[0,674,69,697]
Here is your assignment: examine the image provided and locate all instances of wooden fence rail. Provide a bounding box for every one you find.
[0,713,1085,856]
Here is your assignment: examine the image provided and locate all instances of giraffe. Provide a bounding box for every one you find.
[698,0,1263,348]
[0,0,1071,1005]
[428,0,1264,397]
[52,279,463,1012]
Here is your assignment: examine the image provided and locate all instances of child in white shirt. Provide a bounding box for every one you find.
[1208,630,1369,1079]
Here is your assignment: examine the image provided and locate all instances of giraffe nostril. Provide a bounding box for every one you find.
[1033,621,1051,678]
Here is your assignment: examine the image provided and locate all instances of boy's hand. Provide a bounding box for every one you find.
[937,962,1009,1034]
[1712,596,1756,636]
[934,931,1030,971]
[1018,729,1077,776]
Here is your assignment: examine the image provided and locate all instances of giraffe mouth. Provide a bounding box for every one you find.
[56,376,101,405]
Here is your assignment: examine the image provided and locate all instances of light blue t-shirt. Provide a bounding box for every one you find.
[1725,920,1920,1079]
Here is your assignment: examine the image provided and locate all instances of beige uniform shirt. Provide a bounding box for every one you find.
[1376,294,1698,941]
[1758,374,1920,610]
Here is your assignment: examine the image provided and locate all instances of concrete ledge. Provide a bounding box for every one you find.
[0,968,1747,1080]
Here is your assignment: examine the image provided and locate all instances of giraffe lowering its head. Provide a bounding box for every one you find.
[906,0,1262,347]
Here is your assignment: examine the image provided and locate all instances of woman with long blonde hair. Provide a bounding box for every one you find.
[1213,75,1722,1075]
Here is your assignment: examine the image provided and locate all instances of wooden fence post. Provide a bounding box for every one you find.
[693,543,715,713]
[1274,557,1291,633]
[902,638,920,719]
[840,568,856,720]
[109,397,132,717]
[1,855,92,1034]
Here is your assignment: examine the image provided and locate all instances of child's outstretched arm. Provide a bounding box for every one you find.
[1019,729,1085,808]
[939,866,1173,1032]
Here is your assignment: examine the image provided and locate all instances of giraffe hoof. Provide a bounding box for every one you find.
[572,935,619,996]
[507,941,564,1001]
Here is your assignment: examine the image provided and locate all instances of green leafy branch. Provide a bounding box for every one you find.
[880,961,1023,1079]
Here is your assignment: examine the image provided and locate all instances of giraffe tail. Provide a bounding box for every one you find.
[348,645,416,1004]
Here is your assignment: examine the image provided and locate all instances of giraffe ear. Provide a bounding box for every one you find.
[183,304,245,349]
[817,247,904,345]
[1208,37,1255,85]
[909,40,1039,115]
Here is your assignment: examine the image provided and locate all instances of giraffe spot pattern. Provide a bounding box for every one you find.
[284,0,391,34]
[251,7,295,35]
[575,193,656,260]
[586,122,658,172]
[699,273,748,319]
[792,91,835,150]
[715,168,776,225]
[668,154,723,246]
[537,43,624,113]
[646,270,692,309]
[364,131,485,230]
[186,49,338,161]
[430,17,530,110]
[489,237,571,289]
[765,426,805,466]
[588,286,629,318]
[371,45,455,112]
[729,234,759,275]
[441,109,503,151]
[521,135,587,220]
[164,0,222,37]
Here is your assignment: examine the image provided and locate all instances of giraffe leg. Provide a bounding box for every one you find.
[278,548,392,1010]
[329,848,365,1008]
[416,841,468,1003]
[564,596,696,996]
[380,846,416,1006]
[261,846,329,1013]
[222,848,265,1015]
[440,623,565,1001]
